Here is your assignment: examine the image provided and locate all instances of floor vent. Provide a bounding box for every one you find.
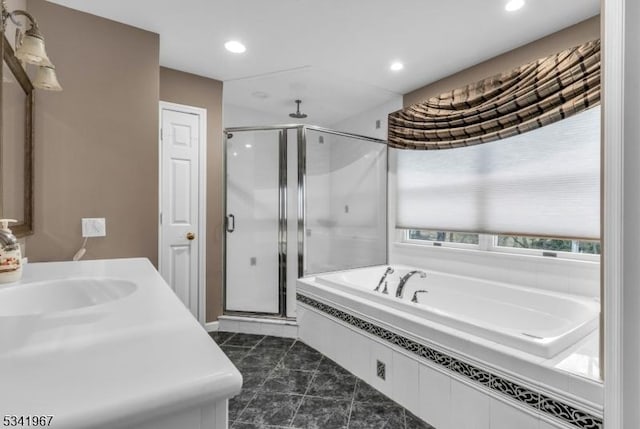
[376,360,386,380]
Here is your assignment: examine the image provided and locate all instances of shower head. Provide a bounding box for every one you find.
[289,99,308,119]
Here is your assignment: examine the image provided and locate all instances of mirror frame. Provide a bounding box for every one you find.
[0,33,34,237]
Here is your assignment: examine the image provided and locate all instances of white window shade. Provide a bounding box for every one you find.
[396,106,600,239]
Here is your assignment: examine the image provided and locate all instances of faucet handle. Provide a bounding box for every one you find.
[411,290,429,303]
[382,281,389,295]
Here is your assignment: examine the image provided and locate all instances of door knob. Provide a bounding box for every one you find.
[186,232,195,240]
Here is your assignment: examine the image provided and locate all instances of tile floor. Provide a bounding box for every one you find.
[210,331,434,429]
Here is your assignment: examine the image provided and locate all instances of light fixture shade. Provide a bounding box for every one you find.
[15,27,51,65]
[33,65,62,91]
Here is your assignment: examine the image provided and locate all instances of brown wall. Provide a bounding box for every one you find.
[404,16,601,107]
[25,1,160,264]
[159,67,224,322]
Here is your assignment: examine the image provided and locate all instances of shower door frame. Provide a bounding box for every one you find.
[223,126,289,318]
[222,124,388,319]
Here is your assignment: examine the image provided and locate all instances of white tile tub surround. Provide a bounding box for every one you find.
[297,276,602,404]
[489,397,538,429]
[297,302,586,429]
[391,241,600,298]
[419,363,452,429]
[451,379,491,429]
[218,315,299,338]
[296,279,603,429]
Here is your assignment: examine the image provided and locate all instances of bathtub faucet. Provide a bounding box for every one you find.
[396,270,427,298]
[374,267,394,292]
[411,290,429,303]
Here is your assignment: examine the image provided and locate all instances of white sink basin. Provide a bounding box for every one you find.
[0,278,137,317]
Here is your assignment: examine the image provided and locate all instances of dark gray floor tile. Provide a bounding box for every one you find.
[225,333,266,347]
[262,367,315,394]
[209,331,235,345]
[353,379,395,406]
[306,371,356,400]
[230,421,289,429]
[278,349,323,371]
[229,389,258,421]
[348,402,406,429]
[317,356,352,377]
[236,391,303,426]
[258,336,296,349]
[240,347,288,368]
[223,334,426,429]
[289,341,322,356]
[240,366,273,389]
[405,410,434,429]
[291,396,350,429]
[222,345,252,365]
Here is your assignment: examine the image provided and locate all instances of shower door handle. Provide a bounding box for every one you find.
[226,214,235,233]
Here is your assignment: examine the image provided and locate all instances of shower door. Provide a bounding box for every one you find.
[225,129,286,315]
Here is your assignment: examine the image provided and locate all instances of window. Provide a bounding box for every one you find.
[496,235,601,255]
[405,230,600,259]
[407,230,478,246]
[396,107,600,240]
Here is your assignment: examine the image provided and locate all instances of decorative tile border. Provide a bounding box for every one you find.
[297,293,602,429]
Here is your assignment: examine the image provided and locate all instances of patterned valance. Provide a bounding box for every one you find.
[388,39,601,150]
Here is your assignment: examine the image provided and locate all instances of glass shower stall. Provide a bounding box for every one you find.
[224,125,387,318]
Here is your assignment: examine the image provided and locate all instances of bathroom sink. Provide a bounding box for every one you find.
[0,278,137,317]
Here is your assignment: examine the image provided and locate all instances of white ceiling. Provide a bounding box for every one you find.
[48,0,599,125]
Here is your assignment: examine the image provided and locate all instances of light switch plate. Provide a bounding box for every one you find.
[82,218,106,237]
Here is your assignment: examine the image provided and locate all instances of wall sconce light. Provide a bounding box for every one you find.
[1,0,62,91]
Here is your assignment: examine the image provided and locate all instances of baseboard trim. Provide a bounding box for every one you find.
[204,321,219,332]
[218,315,299,338]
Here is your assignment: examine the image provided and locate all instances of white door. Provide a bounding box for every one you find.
[159,103,206,322]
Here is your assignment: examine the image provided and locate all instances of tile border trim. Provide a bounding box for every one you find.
[297,293,602,429]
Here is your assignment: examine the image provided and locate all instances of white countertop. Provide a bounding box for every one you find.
[0,258,242,429]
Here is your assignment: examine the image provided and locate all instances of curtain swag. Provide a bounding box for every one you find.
[388,39,601,150]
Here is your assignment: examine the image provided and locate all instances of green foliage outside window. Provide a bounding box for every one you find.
[408,230,479,245]
[497,236,600,254]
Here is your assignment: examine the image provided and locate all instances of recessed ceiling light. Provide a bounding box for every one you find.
[245,144,252,148]
[225,40,246,54]
[505,0,525,12]
[390,62,404,71]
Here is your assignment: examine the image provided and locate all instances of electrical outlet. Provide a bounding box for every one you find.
[82,218,106,237]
